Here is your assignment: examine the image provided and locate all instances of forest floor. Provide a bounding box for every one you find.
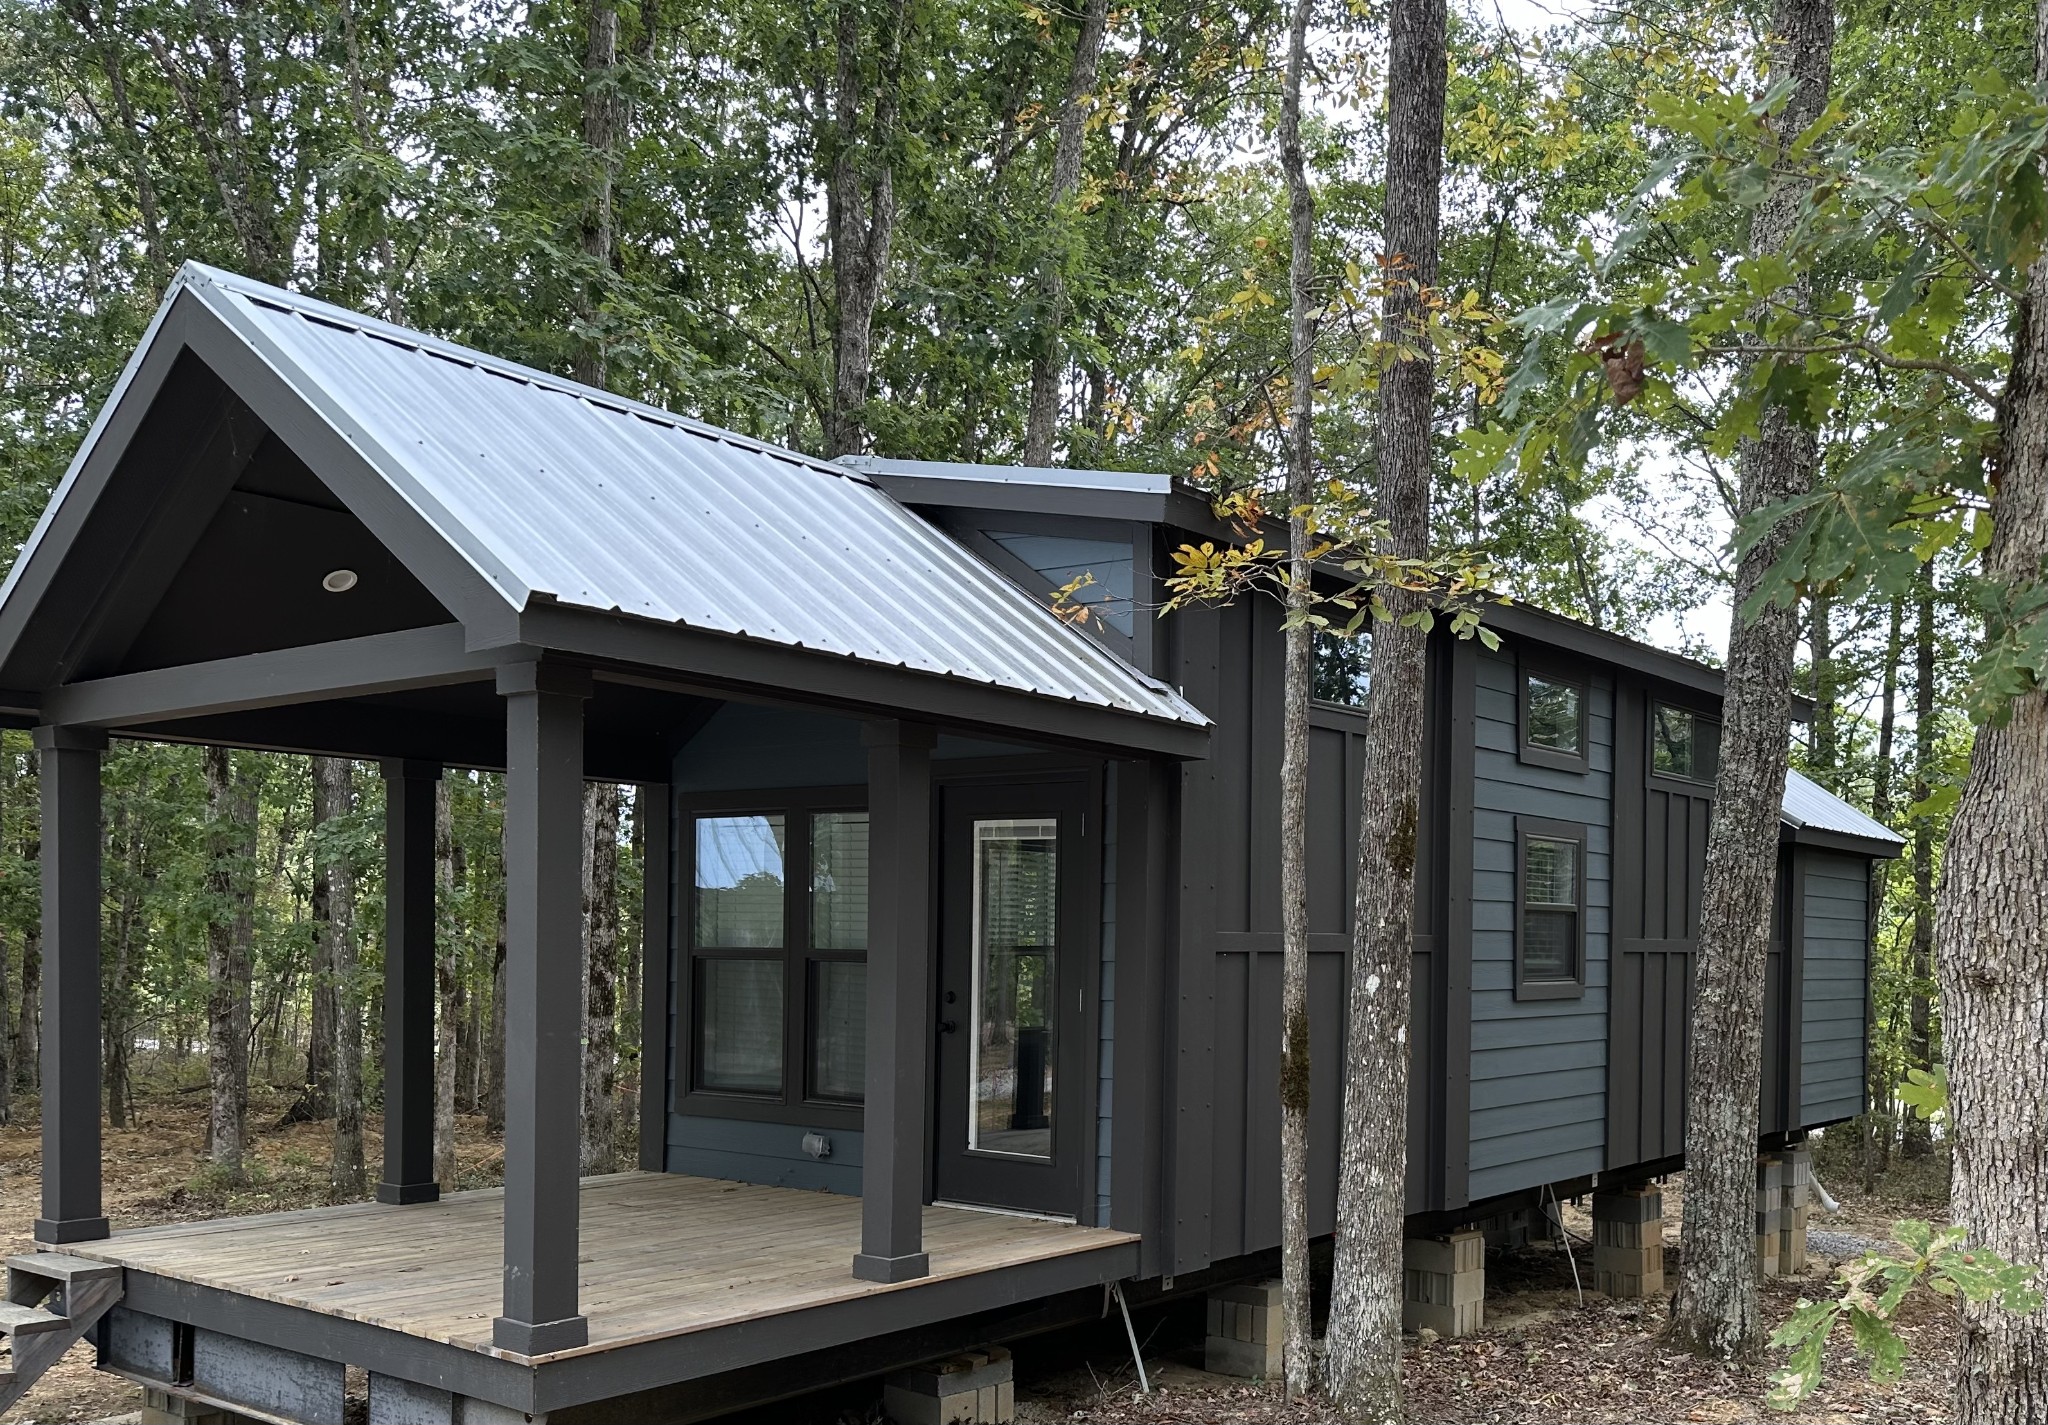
[0,1096,1958,1425]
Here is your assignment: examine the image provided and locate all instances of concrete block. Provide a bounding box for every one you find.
[885,1348,1014,1423]
[1404,1231,1485,1276]
[1205,1333,1284,1380]
[1592,1187,1663,1226]
[1403,1297,1484,1338]
[1593,1266,1665,1298]
[1593,1243,1663,1278]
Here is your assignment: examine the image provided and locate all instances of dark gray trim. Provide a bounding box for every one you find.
[495,661,591,1353]
[377,760,441,1206]
[509,604,1209,762]
[1442,637,1478,1210]
[1781,823,1906,859]
[1110,759,1170,1276]
[1516,656,1591,774]
[44,624,500,728]
[853,721,936,1283]
[1513,815,1589,1003]
[637,783,673,1174]
[1645,693,1721,797]
[1783,849,1807,1130]
[1168,604,1222,1275]
[1488,603,1816,720]
[34,726,108,1244]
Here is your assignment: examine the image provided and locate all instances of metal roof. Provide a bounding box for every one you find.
[1781,768,1906,849]
[839,455,1179,496]
[132,265,1207,731]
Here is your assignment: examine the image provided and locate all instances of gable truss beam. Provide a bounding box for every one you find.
[41,624,504,729]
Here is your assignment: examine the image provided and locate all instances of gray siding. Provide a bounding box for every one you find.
[1800,851,1870,1125]
[1468,647,1614,1200]
[665,1114,863,1194]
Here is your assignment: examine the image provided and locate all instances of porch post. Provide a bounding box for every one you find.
[494,660,591,1354]
[853,719,935,1284]
[377,760,441,1205]
[34,726,108,1245]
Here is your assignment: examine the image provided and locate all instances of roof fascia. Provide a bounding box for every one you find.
[506,603,1211,761]
[1780,822,1906,859]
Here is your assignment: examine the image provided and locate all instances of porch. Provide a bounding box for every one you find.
[71,1173,1137,1418]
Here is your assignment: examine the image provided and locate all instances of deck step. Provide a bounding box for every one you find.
[0,1302,66,1335]
[6,1253,121,1285]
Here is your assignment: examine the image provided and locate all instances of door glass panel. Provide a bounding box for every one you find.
[969,818,1059,1159]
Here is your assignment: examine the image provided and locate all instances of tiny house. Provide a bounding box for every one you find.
[0,266,1899,1424]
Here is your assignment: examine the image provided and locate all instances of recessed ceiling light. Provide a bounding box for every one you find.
[322,569,359,594]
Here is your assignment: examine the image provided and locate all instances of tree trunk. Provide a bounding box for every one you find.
[320,759,367,1197]
[1667,0,1833,1360]
[205,745,256,1182]
[486,907,508,1136]
[582,783,623,1174]
[573,0,620,391]
[292,767,339,1126]
[1275,0,1318,1397]
[433,780,464,1189]
[1932,194,2048,1424]
[104,803,148,1132]
[1864,592,1905,1192]
[823,0,908,457]
[1021,0,1110,466]
[620,794,643,1156]
[1902,564,1937,1159]
[1808,589,1839,785]
[15,928,39,1096]
[1323,0,1444,1411]
[0,930,13,1126]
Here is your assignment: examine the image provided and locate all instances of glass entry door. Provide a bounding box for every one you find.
[933,779,1092,1217]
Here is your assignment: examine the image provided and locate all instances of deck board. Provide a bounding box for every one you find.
[66,1173,1134,1362]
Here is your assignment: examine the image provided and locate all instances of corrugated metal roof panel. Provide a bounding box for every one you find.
[179,266,1206,729]
[1781,769,1905,847]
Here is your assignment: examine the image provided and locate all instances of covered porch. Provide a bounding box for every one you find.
[69,1173,1136,1419]
[0,262,1206,1406]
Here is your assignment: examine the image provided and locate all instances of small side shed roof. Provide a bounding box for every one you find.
[0,265,1207,740]
[1782,768,1906,857]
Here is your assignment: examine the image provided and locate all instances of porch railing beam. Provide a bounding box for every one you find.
[853,719,936,1284]
[34,725,109,1244]
[378,759,441,1205]
[41,624,505,729]
[493,659,591,1354]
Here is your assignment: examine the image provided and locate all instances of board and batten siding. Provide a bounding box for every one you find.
[1468,647,1615,1201]
[1799,850,1871,1125]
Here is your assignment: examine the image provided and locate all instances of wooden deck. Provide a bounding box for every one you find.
[67,1172,1136,1364]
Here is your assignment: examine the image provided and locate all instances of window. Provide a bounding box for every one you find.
[688,802,870,1116]
[1519,667,1587,771]
[1516,818,1586,1000]
[1651,702,1720,784]
[986,530,1137,637]
[1313,628,1371,709]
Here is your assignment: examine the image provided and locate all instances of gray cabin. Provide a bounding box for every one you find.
[0,265,1900,1424]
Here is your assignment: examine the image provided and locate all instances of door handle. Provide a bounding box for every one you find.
[938,1019,958,1035]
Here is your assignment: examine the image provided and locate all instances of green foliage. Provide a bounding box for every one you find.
[1768,1219,2042,1410]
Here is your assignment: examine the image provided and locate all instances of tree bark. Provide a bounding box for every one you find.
[433,780,463,1190]
[582,783,623,1173]
[15,928,39,1096]
[1667,0,1833,1360]
[1864,591,1905,1191]
[1323,0,1444,1411]
[574,0,620,391]
[204,745,256,1182]
[1021,0,1110,466]
[319,759,367,1197]
[1808,589,1839,785]
[1275,0,1318,1397]
[293,766,339,1125]
[823,0,908,457]
[1933,210,2048,1420]
[1902,563,1937,1159]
